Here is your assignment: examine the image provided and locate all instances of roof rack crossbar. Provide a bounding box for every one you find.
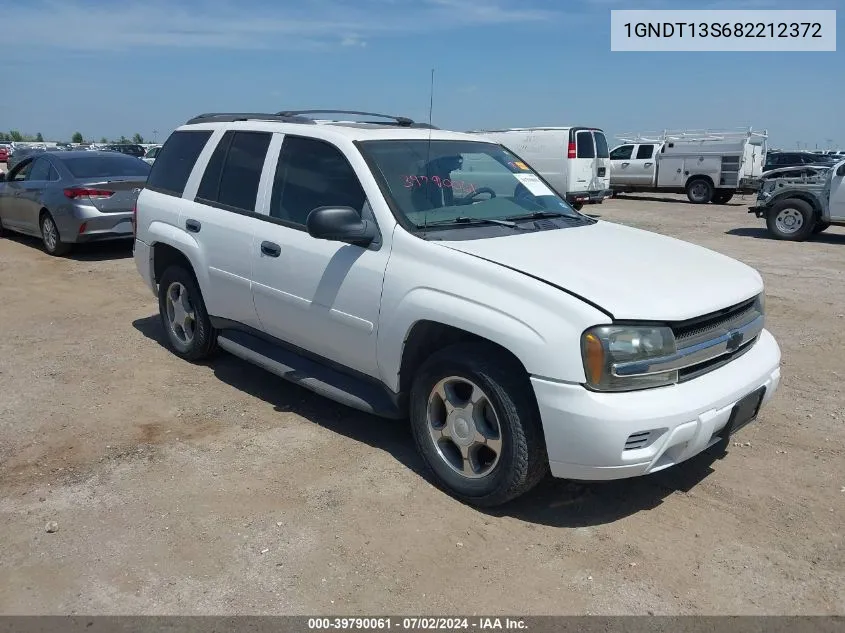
[185,112,316,125]
[277,110,415,126]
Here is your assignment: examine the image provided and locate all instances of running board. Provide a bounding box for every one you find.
[216,330,404,419]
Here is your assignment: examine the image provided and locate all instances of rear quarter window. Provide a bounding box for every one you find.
[147,130,213,196]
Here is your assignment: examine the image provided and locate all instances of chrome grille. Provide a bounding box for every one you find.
[672,297,759,347]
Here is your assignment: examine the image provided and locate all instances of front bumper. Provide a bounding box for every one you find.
[567,189,613,205]
[532,329,781,481]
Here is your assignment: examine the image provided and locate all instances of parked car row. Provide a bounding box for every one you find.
[0,150,150,254]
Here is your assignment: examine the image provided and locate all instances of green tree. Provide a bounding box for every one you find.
[9,131,23,142]
[0,132,8,142]
[99,137,108,144]
[72,131,84,144]
[35,132,44,142]
[132,133,144,144]
[118,135,129,143]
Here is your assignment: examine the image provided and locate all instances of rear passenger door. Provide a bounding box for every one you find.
[181,130,273,329]
[250,134,390,378]
[628,143,657,186]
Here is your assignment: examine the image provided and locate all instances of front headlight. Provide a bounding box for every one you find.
[581,325,677,392]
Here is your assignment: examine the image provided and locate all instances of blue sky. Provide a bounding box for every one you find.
[3,0,842,149]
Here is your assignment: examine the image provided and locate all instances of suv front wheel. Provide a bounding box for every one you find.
[157,265,218,361]
[409,342,548,507]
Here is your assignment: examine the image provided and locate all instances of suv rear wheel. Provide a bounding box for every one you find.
[409,342,548,507]
[157,265,218,361]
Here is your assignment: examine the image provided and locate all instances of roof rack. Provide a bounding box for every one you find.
[277,110,418,127]
[617,127,768,144]
[185,112,316,125]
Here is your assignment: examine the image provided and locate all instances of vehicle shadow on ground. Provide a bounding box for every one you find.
[1,232,133,261]
[132,314,725,528]
[726,227,845,244]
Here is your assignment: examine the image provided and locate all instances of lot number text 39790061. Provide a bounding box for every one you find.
[307,617,528,630]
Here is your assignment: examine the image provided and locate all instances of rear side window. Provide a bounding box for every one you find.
[575,131,595,158]
[147,130,212,196]
[593,131,609,158]
[28,157,53,181]
[636,144,654,159]
[609,145,633,160]
[196,131,271,213]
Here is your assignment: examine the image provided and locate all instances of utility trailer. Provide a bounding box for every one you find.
[608,128,768,204]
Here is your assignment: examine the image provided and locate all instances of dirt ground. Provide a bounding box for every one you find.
[0,189,843,616]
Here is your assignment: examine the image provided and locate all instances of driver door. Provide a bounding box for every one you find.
[250,134,390,378]
[0,159,35,231]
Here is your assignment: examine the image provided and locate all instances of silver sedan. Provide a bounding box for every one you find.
[0,150,150,255]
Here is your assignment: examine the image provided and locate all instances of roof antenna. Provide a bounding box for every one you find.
[423,68,435,235]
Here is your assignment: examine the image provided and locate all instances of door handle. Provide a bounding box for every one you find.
[185,219,201,233]
[644,162,653,167]
[621,162,629,167]
[260,241,281,257]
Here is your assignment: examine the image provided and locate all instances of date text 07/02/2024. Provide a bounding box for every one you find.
[307,617,528,630]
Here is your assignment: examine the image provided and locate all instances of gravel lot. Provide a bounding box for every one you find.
[0,190,843,615]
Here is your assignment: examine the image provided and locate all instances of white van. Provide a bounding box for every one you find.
[466,127,612,209]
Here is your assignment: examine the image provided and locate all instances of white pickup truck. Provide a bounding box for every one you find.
[133,110,782,507]
[610,129,767,204]
[749,160,845,240]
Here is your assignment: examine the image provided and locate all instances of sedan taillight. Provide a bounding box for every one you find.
[63,188,114,199]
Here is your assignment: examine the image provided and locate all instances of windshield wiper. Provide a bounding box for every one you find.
[503,210,578,221]
[421,216,526,229]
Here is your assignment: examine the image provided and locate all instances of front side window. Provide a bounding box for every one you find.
[609,145,633,160]
[269,136,366,227]
[197,131,272,213]
[358,139,585,231]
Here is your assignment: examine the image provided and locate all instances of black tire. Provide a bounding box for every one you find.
[409,342,548,507]
[157,264,218,361]
[765,198,816,241]
[571,202,584,211]
[686,178,713,204]
[712,190,734,204]
[40,212,71,256]
[813,221,831,234]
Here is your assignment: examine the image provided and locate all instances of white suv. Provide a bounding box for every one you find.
[133,110,782,507]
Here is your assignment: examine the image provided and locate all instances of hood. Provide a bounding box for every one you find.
[438,221,763,322]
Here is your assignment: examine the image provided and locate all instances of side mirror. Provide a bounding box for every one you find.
[838,163,845,177]
[0,172,5,182]
[306,206,376,247]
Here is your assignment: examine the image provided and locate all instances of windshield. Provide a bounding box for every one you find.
[358,139,582,229]
[63,155,151,179]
